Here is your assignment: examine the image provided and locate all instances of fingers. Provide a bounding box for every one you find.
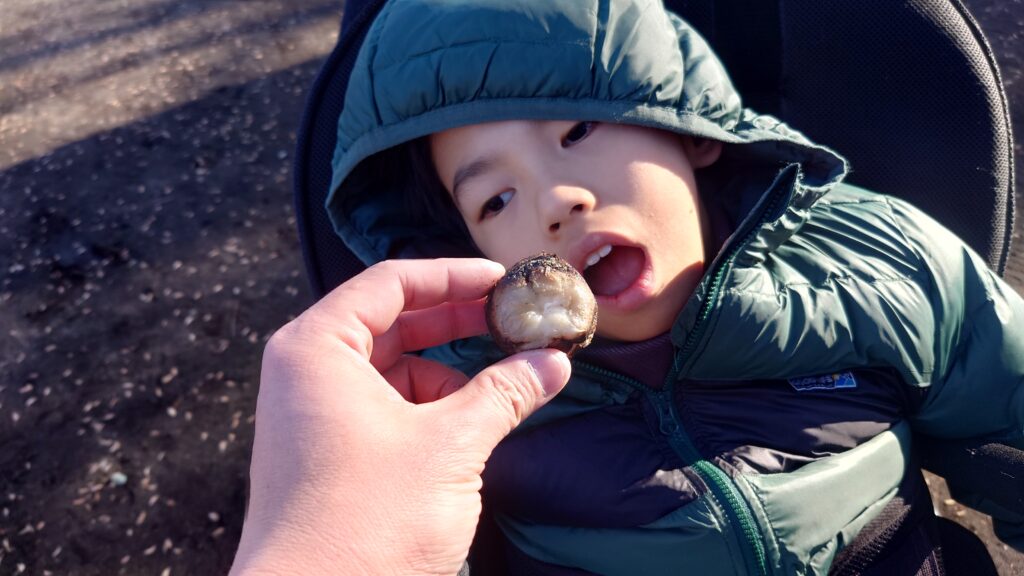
[369,300,489,370]
[441,349,571,451]
[382,355,470,403]
[312,259,504,343]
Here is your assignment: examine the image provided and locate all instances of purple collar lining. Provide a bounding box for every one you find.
[575,332,676,390]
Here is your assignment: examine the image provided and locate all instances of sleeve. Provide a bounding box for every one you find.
[887,196,1024,546]
[888,196,1024,439]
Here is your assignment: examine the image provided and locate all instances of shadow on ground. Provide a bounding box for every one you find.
[1,57,320,574]
[1,0,342,170]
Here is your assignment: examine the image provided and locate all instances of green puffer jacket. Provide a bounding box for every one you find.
[325,0,1024,573]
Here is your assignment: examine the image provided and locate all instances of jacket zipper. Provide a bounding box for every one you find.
[565,177,795,575]
[572,362,768,576]
[677,167,793,364]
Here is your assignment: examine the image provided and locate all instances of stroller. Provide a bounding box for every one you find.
[292,0,1020,573]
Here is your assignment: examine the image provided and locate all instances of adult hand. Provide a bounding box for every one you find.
[230,258,571,576]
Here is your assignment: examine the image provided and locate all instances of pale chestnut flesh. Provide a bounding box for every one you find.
[485,253,598,356]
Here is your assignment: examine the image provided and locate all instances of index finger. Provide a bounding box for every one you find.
[313,258,505,341]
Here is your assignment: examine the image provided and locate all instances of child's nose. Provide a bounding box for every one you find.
[541,185,595,234]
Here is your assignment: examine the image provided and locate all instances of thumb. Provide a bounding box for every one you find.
[444,349,571,452]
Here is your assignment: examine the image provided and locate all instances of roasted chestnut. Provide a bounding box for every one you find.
[485,253,598,356]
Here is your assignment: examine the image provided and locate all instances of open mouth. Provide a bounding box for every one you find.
[582,245,647,297]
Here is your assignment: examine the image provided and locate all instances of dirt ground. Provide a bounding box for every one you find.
[0,0,1022,574]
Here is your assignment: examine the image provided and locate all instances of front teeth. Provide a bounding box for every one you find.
[584,244,613,269]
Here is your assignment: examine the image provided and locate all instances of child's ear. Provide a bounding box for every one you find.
[682,137,723,169]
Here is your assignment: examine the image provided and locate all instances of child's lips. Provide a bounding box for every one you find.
[568,232,639,274]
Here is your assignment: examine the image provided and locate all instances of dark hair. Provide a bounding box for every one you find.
[405,137,481,255]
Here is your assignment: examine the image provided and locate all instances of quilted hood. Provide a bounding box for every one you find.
[326,0,849,266]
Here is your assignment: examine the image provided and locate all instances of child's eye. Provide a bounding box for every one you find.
[480,189,515,220]
[561,121,596,147]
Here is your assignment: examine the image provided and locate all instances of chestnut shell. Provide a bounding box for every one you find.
[485,253,598,357]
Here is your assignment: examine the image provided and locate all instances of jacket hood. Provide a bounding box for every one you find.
[326,0,849,268]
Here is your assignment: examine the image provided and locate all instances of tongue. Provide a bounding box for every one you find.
[584,246,645,297]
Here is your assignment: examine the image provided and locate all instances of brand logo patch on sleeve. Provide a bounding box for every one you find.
[787,372,857,392]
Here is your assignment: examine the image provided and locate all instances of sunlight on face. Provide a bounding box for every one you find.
[430,120,720,342]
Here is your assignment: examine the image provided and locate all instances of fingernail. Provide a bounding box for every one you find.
[484,259,506,275]
[523,349,571,397]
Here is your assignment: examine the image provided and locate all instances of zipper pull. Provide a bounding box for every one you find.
[652,393,679,436]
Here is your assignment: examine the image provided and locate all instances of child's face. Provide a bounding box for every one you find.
[430,121,720,342]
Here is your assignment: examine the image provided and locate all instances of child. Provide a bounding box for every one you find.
[324,0,1024,574]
